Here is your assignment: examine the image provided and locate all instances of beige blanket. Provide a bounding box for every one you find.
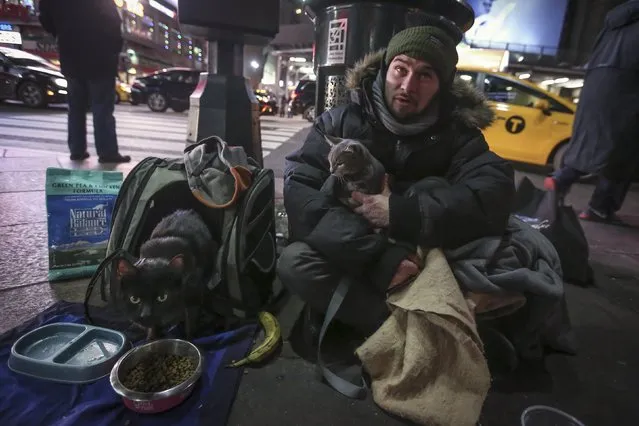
[356,248,491,426]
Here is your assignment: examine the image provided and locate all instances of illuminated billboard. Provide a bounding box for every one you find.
[464,0,569,54]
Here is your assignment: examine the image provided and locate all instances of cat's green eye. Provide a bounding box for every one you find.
[157,293,168,302]
[129,296,140,304]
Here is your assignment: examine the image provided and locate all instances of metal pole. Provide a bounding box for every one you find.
[207,41,218,74]
[217,40,244,76]
[282,59,289,93]
[276,54,283,94]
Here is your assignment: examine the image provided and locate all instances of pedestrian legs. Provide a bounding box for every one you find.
[587,176,632,218]
[88,78,120,159]
[66,78,89,159]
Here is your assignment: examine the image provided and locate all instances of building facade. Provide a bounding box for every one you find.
[0,0,208,80]
[259,0,314,94]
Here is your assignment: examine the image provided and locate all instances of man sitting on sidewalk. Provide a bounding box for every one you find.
[277,25,515,337]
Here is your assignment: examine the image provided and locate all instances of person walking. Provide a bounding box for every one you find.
[545,0,639,224]
[39,0,130,163]
[279,94,287,117]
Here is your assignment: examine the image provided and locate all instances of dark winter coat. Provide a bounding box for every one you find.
[38,0,123,79]
[563,0,639,180]
[283,50,515,291]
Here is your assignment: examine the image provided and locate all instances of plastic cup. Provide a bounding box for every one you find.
[521,405,586,426]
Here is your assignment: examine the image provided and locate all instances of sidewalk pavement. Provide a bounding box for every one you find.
[0,127,308,334]
[1,140,639,425]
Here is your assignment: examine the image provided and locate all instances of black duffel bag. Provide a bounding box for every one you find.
[512,177,593,286]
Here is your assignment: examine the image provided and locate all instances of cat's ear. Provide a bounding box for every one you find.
[116,258,137,278]
[324,134,343,146]
[169,254,185,272]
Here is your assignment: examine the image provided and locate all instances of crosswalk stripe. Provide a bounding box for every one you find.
[3,111,311,131]
[0,139,272,160]
[0,116,295,141]
[0,138,273,160]
[0,126,189,151]
[2,114,188,130]
[0,118,188,139]
[262,141,281,150]
[0,125,288,152]
[0,107,309,160]
[0,115,304,138]
[0,138,174,159]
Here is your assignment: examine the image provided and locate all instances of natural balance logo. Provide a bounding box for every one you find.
[69,205,108,237]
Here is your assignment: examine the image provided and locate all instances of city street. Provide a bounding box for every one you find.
[0,100,638,425]
[0,102,311,161]
[2,0,639,424]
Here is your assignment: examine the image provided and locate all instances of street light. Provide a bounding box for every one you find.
[250,60,260,69]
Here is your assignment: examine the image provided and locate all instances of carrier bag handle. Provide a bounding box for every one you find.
[184,135,255,209]
[84,248,136,325]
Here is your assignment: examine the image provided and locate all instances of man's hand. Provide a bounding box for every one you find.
[388,252,423,291]
[388,259,420,290]
[351,174,392,228]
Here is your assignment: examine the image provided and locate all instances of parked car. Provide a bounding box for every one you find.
[130,67,200,112]
[131,68,281,116]
[457,67,576,171]
[289,79,316,121]
[0,46,67,108]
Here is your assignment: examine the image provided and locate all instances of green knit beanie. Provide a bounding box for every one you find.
[385,26,459,83]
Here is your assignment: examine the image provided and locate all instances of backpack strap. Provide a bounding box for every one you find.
[317,277,367,399]
[225,214,247,317]
[209,205,236,290]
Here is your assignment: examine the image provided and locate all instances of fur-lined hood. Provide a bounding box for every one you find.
[345,49,495,130]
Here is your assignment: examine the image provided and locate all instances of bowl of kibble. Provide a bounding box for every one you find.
[110,339,203,414]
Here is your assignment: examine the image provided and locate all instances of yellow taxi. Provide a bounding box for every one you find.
[115,79,132,104]
[456,67,576,170]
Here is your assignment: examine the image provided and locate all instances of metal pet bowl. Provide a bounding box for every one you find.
[110,339,203,414]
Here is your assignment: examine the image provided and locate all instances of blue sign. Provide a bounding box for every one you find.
[464,0,569,53]
[0,23,14,32]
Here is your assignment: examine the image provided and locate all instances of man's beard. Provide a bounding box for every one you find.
[384,87,424,121]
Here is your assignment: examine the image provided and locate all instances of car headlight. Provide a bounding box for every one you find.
[53,78,68,88]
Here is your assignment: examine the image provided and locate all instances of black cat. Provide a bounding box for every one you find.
[325,135,386,208]
[116,209,218,340]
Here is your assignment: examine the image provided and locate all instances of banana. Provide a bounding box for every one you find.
[227,311,281,368]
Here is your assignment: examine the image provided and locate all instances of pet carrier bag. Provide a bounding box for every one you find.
[84,135,278,324]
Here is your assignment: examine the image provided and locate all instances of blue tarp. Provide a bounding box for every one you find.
[0,302,256,426]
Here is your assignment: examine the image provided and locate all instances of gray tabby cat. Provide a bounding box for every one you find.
[324,135,386,208]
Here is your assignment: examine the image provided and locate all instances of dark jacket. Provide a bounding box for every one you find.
[38,0,123,79]
[563,0,639,180]
[283,50,515,291]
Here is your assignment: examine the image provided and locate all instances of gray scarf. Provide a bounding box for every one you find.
[371,69,439,136]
